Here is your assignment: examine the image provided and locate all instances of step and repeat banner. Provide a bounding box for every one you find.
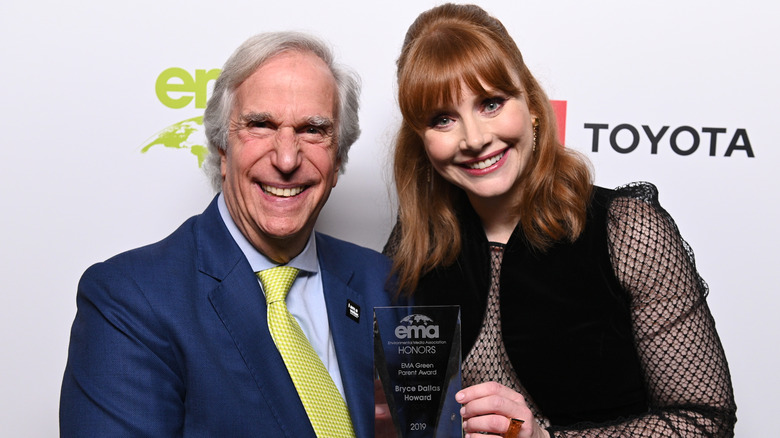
[1,0,775,435]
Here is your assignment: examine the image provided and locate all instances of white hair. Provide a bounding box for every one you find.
[202,31,361,191]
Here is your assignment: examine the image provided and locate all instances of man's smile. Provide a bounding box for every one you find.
[261,183,307,198]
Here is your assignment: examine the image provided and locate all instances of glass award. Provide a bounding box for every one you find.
[374,306,461,437]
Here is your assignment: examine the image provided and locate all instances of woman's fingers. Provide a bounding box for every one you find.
[458,382,527,418]
[462,412,513,436]
[457,381,525,405]
[457,382,538,438]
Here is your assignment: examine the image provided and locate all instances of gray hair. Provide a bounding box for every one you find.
[203,31,361,191]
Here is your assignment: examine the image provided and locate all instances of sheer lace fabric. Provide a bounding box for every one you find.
[462,244,551,429]
[551,184,736,437]
[459,183,736,437]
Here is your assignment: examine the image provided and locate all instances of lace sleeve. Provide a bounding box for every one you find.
[551,183,736,438]
[382,219,401,257]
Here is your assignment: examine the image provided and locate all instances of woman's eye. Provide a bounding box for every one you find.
[483,97,506,113]
[431,115,453,128]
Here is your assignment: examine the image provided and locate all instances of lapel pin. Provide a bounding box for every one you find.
[346,300,360,323]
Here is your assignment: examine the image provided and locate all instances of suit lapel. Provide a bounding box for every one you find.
[196,197,314,437]
[317,233,374,438]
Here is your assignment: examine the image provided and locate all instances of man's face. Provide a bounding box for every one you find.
[220,50,340,262]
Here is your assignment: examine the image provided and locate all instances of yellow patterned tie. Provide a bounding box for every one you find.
[257,266,355,438]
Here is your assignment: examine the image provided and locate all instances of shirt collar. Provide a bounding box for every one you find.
[217,193,319,274]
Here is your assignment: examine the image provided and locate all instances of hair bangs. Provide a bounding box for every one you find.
[399,26,520,131]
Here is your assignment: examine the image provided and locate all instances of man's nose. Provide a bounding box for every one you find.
[273,128,301,173]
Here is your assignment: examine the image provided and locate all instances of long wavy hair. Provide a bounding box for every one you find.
[391,3,593,294]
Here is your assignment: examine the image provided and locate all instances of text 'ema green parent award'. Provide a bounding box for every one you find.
[374,306,462,437]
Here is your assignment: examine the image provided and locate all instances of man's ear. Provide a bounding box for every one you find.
[219,147,228,178]
[332,159,341,188]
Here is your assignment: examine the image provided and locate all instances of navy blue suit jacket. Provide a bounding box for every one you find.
[60,197,396,437]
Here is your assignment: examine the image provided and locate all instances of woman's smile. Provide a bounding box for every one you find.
[422,84,535,205]
[461,147,509,174]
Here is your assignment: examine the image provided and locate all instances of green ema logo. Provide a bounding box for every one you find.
[141,68,220,167]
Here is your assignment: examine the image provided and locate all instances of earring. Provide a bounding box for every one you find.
[532,118,539,153]
[426,166,432,184]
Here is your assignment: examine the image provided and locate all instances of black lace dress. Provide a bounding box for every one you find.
[384,182,736,437]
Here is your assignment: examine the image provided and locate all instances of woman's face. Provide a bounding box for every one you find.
[421,81,536,209]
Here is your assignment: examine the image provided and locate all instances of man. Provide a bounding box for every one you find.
[60,32,394,437]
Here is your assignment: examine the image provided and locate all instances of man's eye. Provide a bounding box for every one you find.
[300,126,329,138]
[247,121,269,129]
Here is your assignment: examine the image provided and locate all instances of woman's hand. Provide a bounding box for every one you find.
[457,382,550,438]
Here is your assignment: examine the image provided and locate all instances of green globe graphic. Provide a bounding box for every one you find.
[141,116,208,167]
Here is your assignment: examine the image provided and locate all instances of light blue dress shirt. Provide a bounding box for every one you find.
[217,194,346,397]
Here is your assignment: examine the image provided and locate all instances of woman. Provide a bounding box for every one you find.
[384,3,736,437]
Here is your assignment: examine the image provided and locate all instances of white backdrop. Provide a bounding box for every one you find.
[1,0,776,436]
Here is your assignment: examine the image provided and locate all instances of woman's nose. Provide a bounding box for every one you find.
[459,116,490,152]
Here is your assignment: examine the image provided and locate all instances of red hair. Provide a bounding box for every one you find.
[392,3,593,294]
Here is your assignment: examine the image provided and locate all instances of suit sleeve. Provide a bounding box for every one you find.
[60,261,185,437]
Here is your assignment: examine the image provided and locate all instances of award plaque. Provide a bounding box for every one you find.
[374,306,461,437]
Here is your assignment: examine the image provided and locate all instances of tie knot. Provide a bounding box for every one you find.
[258,266,300,304]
